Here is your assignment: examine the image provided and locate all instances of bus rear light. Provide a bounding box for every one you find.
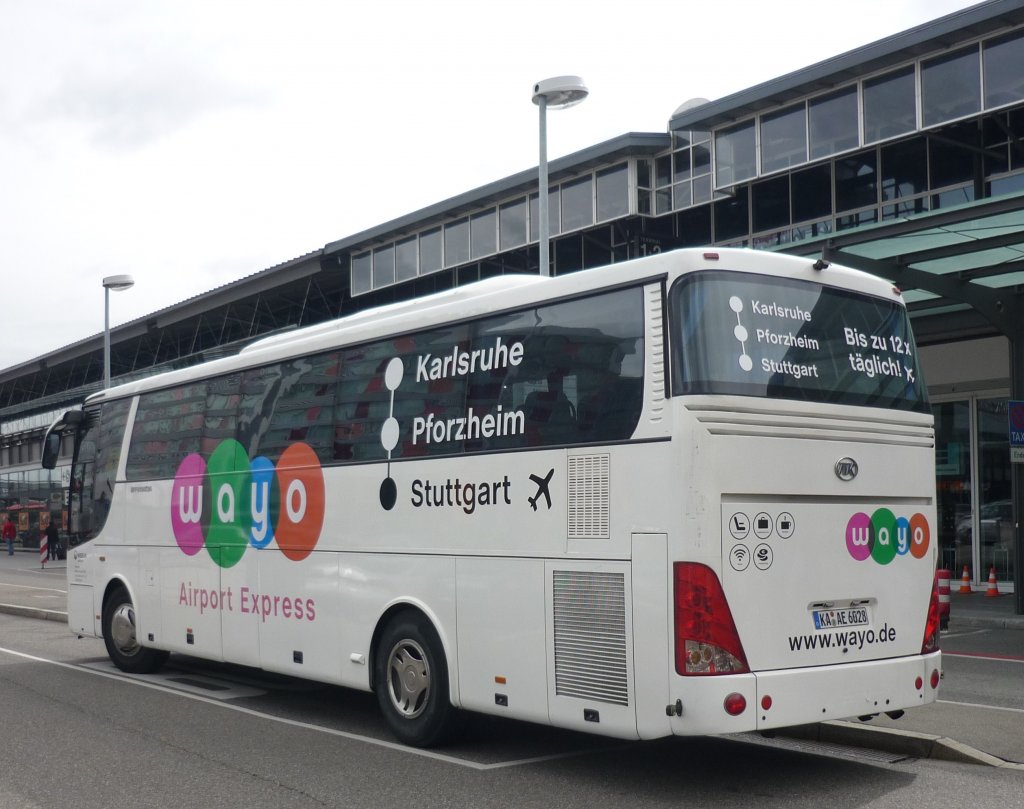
[673,563,749,676]
[921,576,941,655]
[703,252,720,261]
[760,695,772,711]
[724,693,747,716]
[915,676,923,691]
[930,669,940,689]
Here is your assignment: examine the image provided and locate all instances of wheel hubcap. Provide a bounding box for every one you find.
[110,603,140,657]
[386,639,430,719]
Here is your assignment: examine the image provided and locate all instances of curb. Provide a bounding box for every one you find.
[0,603,68,624]
[949,616,1024,631]
[780,720,1024,769]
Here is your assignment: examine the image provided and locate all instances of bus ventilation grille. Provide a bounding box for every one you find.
[552,570,629,706]
[567,454,610,539]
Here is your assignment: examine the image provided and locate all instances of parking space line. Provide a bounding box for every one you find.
[0,644,618,770]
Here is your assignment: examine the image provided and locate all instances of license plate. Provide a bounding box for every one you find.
[813,607,869,630]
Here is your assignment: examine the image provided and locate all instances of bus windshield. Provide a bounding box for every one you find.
[670,270,929,413]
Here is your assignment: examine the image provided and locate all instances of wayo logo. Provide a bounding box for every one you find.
[845,509,930,564]
[171,440,325,568]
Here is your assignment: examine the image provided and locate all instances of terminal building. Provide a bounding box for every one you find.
[2,0,1023,601]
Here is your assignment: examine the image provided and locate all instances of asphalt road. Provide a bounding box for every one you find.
[2,552,1024,794]
[1,616,1023,809]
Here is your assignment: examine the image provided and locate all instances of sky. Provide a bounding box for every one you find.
[0,0,983,371]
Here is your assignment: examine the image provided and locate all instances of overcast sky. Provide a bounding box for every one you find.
[0,0,981,371]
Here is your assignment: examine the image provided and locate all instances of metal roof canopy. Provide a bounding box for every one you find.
[785,191,1024,614]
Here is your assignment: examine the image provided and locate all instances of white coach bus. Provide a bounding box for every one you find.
[43,248,940,747]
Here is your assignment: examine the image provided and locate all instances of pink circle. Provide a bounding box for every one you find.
[845,512,873,561]
[171,453,207,555]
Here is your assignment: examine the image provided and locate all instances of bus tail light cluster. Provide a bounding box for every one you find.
[673,562,749,675]
[921,576,941,655]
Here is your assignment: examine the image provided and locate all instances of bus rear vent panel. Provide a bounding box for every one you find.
[552,570,628,706]
[567,454,610,539]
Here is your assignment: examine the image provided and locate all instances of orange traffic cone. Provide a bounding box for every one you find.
[958,565,972,594]
[985,566,1000,597]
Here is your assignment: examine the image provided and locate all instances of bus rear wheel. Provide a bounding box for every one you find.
[102,587,168,674]
[374,612,462,747]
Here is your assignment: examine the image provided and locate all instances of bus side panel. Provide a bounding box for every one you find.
[221,553,262,669]
[256,550,342,683]
[455,557,548,722]
[630,533,672,740]
[545,559,639,740]
[157,546,224,660]
[329,553,459,694]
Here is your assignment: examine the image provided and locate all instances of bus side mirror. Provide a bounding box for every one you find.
[41,409,85,470]
[42,432,61,470]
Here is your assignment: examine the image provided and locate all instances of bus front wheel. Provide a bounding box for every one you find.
[374,612,462,747]
[102,587,168,674]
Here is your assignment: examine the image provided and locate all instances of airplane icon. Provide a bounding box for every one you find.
[528,468,554,511]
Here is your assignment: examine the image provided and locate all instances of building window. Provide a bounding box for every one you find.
[791,163,832,224]
[561,175,594,232]
[444,218,469,267]
[351,252,371,296]
[929,124,978,190]
[395,237,417,284]
[419,227,442,275]
[470,209,497,260]
[760,104,807,174]
[809,86,859,159]
[984,29,1024,109]
[596,164,629,222]
[373,244,395,289]
[922,46,981,127]
[499,198,528,249]
[835,149,878,213]
[863,66,916,143]
[881,136,928,202]
[715,121,756,187]
[529,189,560,241]
[751,175,790,233]
[713,185,749,242]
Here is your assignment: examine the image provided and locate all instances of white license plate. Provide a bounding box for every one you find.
[812,607,869,630]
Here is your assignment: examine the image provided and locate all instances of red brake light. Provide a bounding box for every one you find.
[674,562,749,675]
[921,575,941,655]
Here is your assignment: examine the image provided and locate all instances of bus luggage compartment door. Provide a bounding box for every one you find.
[720,502,934,672]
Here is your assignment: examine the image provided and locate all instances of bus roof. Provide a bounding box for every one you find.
[87,248,898,404]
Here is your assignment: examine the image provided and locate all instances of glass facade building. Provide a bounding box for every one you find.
[1,1,1023,590]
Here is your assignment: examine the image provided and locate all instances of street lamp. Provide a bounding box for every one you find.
[532,76,588,277]
[102,274,134,388]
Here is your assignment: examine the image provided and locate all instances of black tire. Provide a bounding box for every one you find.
[102,587,168,674]
[374,612,462,747]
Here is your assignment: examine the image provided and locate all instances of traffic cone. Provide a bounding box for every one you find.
[958,565,972,594]
[985,566,1000,597]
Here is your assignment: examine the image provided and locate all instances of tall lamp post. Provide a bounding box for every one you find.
[102,274,134,388]
[532,76,588,277]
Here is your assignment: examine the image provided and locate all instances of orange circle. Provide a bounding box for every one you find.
[909,513,930,559]
[274,443,325,561]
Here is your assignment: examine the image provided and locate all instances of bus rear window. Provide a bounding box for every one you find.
[669,271,929,413]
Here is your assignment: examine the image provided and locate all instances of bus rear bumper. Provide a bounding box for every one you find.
[753,651,942,731]
[666,652,941,736]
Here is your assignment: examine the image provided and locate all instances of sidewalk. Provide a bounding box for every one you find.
[0,546,68,621]
[946,589,1024,631]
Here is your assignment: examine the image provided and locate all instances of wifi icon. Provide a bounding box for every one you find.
[730,544,751,571]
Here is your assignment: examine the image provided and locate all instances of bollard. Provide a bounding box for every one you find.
[936,568,950,630]
[39,533,47,569]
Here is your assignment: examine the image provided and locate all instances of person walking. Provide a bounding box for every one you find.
[2,515,16,556]
[45,519,60,561]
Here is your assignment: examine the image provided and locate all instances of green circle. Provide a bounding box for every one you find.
[870,508,898,565]
[204,439,252,569]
